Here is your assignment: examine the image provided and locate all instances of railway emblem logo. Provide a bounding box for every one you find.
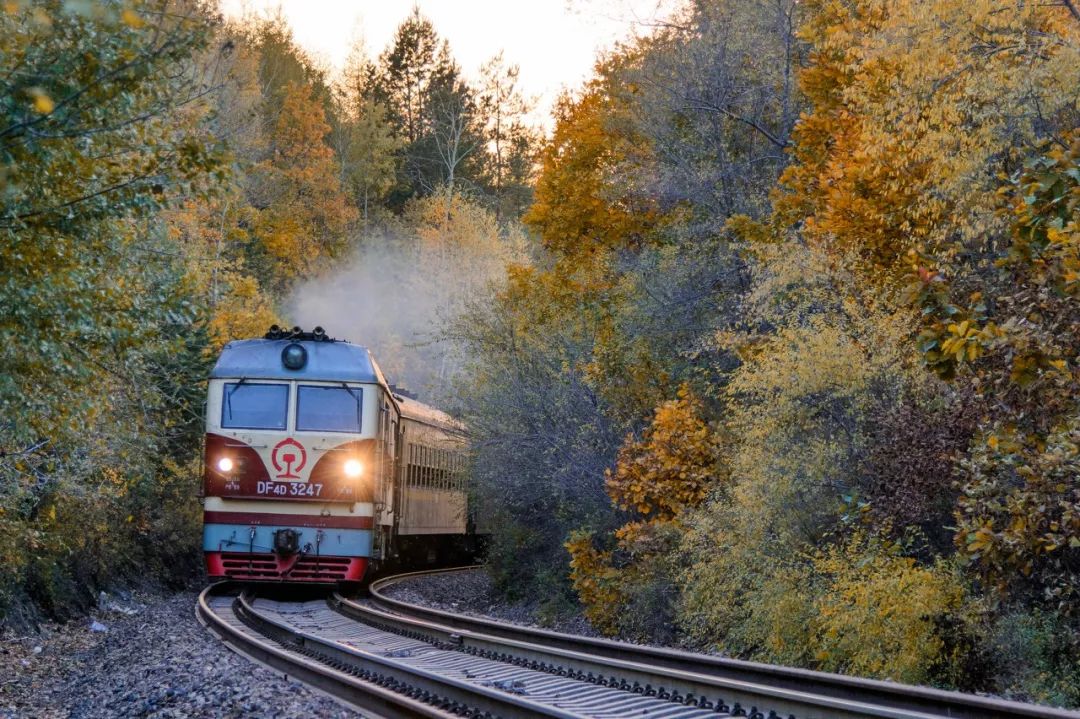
[271,438,307,480]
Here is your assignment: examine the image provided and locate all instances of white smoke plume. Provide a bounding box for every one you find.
[287,195,525,405]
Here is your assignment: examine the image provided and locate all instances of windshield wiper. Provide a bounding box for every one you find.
[225,378,247,422]
[341,383,361,430]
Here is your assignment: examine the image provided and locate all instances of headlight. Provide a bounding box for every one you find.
[344,459,363,478]
[217,457,234,473]
[281,342,307,370]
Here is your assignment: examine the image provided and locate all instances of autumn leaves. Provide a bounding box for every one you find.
[467,0,1080,701]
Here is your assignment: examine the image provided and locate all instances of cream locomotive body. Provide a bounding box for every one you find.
[202,327,471,584]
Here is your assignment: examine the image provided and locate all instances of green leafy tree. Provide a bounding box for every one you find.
[371,8,485,203]
[0,0,221,618]
[334,43,401,225]
[477,52,539,222]
[909,137,1080,612]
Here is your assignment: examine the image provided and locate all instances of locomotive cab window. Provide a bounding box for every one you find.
[296,385,362,433]
[221,382,288,430]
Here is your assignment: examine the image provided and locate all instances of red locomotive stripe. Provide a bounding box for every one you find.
[204,511,373,529]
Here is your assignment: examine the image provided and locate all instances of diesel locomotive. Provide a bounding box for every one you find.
[202,326,474,584]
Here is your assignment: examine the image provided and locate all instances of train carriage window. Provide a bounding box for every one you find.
[425,447,432,487]
[422,446,429,487]
[222,383,288,430]
[296,385,362,433]
[411,444,418,487]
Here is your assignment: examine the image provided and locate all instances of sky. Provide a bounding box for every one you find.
[218,0,677,125]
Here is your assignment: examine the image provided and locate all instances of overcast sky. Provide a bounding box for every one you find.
[218,0,677,126]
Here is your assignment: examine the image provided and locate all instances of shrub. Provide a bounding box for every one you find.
[811,534,973,685]
[677,503,818,665]
[989,609,1080,707]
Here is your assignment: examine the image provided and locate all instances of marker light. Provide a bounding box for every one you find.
[344,459,363,478]
[217,457,234,473]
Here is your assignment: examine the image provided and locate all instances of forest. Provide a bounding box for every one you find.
[2,0,1079,708]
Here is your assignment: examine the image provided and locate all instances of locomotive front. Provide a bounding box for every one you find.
[202,327,385,583]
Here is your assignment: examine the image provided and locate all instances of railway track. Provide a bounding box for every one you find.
[198,567,1080,719]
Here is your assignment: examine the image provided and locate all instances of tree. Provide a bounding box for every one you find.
[164,31,278,349]
[524,80,658,258]
[567,385,725,639]
[618,0,804,225]
[371,9,486,203]
[478,52,539,222]
[0,0,221,446]
[0,0,221,618]
[247,81,356,291]
[372,7,451,144]
[428,78,481,198]
[908,136,1080,612]
[333,45,401,227]
[341,96,401,225]
[776,0,1080,277]
[246,12,335,136]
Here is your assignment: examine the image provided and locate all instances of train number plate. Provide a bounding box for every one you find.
[255,480,323,497]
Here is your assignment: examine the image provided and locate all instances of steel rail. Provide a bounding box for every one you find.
[197,582,581,719]
[353,566,1080,719]
[337,584,915,719]
[197,583,454,718]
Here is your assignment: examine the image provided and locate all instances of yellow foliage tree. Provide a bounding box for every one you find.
[565,530,625,633]
[524,72,658,259]
[166,194,277,349]
[567,520,685,639]
[777,0,1080,276]
[249,81,357,290]
[604,385,725,519]
[568,385,725,637]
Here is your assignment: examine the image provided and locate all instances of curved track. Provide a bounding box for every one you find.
[199,568,1080,719]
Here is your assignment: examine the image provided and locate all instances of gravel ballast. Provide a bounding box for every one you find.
[0,568,591,718]
[1,589,358,718]
[379,568,599,637]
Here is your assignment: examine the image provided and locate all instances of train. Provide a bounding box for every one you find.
[201,325,478,584]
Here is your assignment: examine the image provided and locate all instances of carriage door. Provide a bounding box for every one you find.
[378,401,397,528]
